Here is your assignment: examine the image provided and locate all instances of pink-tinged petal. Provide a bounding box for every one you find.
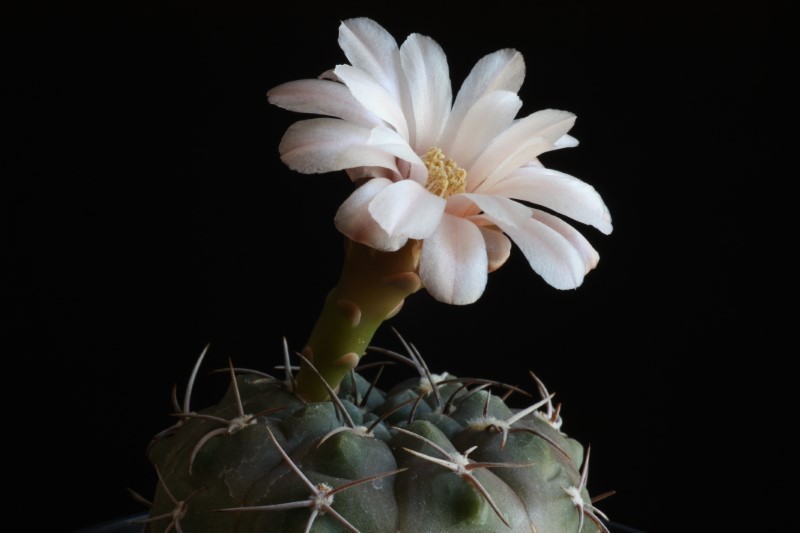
[531,209,599,274]
[444,90,522,168]
[345,166,399,182]
[478,226,512,272]
[279,118,399,175]
[419,214,488,305]
[442,49,525,145]
[443,194,480,219]
[319,69,339,81]
[490,215,586,290]
[468,109,576,189]
[334,64,409,140]
[335,178,408,251]
[485,167,613,234]
[457,193,533,228]
[368,180,446,239]
[267,79,382,128]
[399,33,452,152]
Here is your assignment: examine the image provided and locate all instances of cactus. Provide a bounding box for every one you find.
[138,17,613,532]
[141,337,610,532]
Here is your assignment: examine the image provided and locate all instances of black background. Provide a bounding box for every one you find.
[7,2,778,531]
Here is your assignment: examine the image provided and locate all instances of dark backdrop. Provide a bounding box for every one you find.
[7,2,775,531]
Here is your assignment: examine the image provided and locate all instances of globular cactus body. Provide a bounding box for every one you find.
[144,348,607,533]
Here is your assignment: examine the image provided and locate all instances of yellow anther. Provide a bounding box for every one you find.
[423,147,466,199]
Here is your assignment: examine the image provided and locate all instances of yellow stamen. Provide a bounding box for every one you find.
[423,147,466,199]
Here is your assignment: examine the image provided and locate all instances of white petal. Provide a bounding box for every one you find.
[554,133,579,149]
[444,90,522,168]
[478,226,512,272]
[490,215,586,290]
[515,109,578,143]
[458,193,533,228]
[468,109,576,189]
[442,49,525,145]
[338,18,403,99]
[367,127,427,183]
[267,79,382,128]
[368,180,446,239]
[399,33,452,152]
[335,178,408,251]
[484,166,613,234]
[419,214,487,305]
[334,65,409,140]
[279,118,399,175]
[531,209,599,274]
[338,18,414,134]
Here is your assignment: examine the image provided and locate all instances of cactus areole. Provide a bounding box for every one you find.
[142,17,613,533]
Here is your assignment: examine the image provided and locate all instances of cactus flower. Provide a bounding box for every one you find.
[269,17,612,305]
[144,19,615,532]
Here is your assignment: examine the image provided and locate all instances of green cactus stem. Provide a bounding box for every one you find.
[295,238,422,401]
[144,346,609,533]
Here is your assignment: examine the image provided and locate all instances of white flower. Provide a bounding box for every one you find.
[269,18,612,305]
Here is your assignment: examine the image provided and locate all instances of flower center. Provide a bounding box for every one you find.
[423,147,466,199]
